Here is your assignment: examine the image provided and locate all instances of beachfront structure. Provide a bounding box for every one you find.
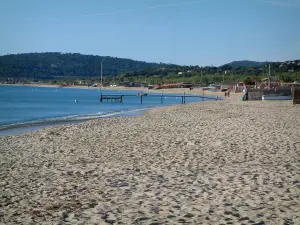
[292,84,300,104]
[122,81,148,87]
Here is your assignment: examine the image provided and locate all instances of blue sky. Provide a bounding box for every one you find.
[0,0,299,66]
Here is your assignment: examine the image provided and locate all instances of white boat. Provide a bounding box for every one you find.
[262,95,292,100]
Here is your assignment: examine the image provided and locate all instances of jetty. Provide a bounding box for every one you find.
[100,94,219,104]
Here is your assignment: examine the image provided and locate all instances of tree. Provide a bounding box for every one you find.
[243,76,253,83]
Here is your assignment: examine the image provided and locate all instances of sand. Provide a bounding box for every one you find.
[0,98,300,224]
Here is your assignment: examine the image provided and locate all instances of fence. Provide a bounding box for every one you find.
[247,87,292,101]
[292,84,300,104]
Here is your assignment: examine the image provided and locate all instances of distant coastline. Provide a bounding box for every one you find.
[0,83,239,97]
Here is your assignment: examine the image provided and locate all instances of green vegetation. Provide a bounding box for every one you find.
[113,61,300,84]
[0,53,299,84]
[0,52,160,79]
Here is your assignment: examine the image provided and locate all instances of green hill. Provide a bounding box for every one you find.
[0,52,161,79]
[222,60,271,68]
[1,53,299,84]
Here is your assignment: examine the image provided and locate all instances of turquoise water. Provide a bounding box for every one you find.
[0,85,211,136]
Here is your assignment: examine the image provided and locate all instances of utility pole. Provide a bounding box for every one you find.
[200,67,203,85]
[265,60,267,78]
[101,60,103,87]
[268,64,271,89]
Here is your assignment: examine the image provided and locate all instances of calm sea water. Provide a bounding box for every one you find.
[0,85,208,136]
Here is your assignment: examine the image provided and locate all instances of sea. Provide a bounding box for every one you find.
[0,85,212,136]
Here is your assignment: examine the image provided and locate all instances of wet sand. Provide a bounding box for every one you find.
[0,99,299,224]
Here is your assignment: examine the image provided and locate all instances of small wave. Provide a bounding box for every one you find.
[0,107,152,131]
[99,108,149,118]
[0,113,102,130]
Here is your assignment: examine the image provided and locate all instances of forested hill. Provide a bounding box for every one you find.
[222,60,271,68]
[0,53,161,78]
[1,53,299,83]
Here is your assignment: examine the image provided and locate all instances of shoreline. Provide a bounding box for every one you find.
[0,84,224,136]
[0,106,156,136]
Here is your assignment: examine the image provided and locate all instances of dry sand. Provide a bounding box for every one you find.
[0,99,300,224]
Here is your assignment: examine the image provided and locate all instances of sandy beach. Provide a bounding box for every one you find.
[1,98,300,224]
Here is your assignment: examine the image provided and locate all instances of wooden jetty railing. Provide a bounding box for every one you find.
[100,94,219,104]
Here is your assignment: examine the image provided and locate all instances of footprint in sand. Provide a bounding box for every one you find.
[214,140,222,146]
